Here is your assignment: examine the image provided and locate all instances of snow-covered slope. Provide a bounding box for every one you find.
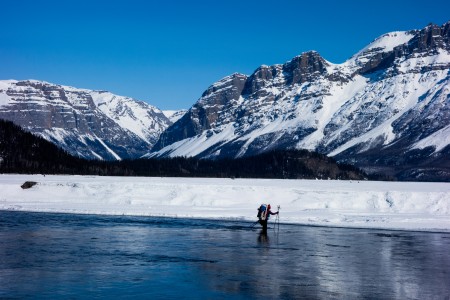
[151,22,450,180]
[1,174,449,232]
[163,109,188,123]
[0,80,171,160]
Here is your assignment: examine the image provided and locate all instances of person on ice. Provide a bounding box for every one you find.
[257,204,279,233]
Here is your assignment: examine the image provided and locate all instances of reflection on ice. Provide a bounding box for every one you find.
[0,211,449,299]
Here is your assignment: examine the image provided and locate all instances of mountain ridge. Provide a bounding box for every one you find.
[150,21,450,180]
[0,79,171,160]
[1,21,449,180]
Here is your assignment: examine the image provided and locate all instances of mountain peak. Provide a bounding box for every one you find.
[201,73,247,98]
[288,50,325,63]
[402,21,450,55]
[0,79,171,160]
[283,50,328,84]
[356,31,414,57]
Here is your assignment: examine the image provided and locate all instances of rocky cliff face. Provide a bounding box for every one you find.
[0,80,171,160]
[151,22,450,180]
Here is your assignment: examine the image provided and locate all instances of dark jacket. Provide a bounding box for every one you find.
[265,209,278,220]
[258,209,278,232]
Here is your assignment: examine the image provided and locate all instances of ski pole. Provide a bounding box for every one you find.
[273,205,280,232]
[277,205,281,232]
[250,220,259,228]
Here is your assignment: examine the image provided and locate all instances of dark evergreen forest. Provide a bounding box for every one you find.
[0,119,368,180]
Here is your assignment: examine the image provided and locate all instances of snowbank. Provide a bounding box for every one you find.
[1,174,449,232]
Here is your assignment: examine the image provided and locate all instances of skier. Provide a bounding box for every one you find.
[257,204,279,233]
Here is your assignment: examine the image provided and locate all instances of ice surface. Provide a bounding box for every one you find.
[1,174,449,232]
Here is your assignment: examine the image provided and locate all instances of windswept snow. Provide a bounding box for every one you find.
[89,91,169,144]
[355,31,414,56]
[0,93,11,106]
[1,174,449,232]
[94,136,121,160]
[163,109,188,123]
[412,125,450,152]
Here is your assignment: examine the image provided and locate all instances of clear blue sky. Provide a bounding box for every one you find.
[1,0,448,110]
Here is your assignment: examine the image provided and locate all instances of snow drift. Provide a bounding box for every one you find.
[1,174,449,232]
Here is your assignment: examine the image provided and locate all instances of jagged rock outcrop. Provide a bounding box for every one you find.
[153,73,248,150]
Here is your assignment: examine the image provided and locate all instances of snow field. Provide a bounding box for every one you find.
[0,174,449,232]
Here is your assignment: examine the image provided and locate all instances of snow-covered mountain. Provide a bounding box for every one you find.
[152,22,450,180]
[0,80,171,160]
[163,109,188,123]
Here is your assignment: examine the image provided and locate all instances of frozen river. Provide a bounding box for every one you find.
[1,211,449,299]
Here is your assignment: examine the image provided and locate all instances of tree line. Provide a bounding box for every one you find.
[0,119,369,180]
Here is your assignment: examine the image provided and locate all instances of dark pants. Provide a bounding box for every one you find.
[258,219,268,232]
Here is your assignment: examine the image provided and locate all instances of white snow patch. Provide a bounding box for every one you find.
[89,91,168,144]
[1,175,449,232]
[163,109,187,123]
[163,110,179,118]
[40,128,71,146]
[297,76,368,150]
[94,136,121,160]
[0,80,17,90]
[153,124,237,158]
[89,150,104,160]
[412,125,450,152]
[327,70,448,156]
[355,31,414,57]
[0,92,11,106]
